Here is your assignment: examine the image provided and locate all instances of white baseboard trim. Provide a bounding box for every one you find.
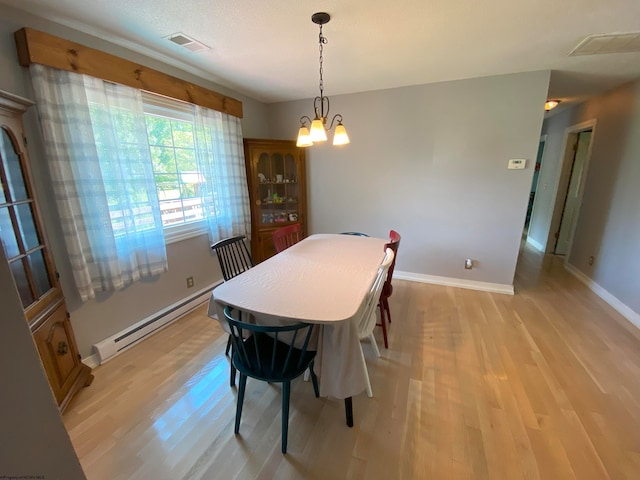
[89,282,219,365]
[394,270,514,295]
[564,263,640,330]
[526,236,545,252]
[82,355,100,369]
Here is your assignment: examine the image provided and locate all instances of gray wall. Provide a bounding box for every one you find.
[0,7,270,357]
[0,247,86,478]
[268,71,550,288]
[532,80,640,316]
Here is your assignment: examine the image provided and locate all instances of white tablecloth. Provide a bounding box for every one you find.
[208,233,387,398]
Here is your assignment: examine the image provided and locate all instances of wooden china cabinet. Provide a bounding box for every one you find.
[0,89,92,412]
[243,139,307,262]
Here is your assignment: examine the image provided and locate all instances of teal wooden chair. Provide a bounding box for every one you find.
[223,306,319,454]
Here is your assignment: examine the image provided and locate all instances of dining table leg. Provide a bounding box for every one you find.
[344,397,353,427]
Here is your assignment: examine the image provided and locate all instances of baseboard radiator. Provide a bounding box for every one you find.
[92,283,218,365]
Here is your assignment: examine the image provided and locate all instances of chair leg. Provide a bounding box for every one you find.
[344,397,353,427]
[282,381,291,454]
[229,343,236,387]
[384,298,392,324]
[235,373,247,434]
[359,343,373,398]
[368,333,381,357]
[227,335,236,387]
[309,361,320,397]
[378,302,389,349]
[230,363,237,387]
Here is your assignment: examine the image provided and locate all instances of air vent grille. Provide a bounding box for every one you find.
[569,32,640,56]
[165,32,210,53]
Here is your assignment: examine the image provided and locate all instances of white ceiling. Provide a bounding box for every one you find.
[4,0,640,109]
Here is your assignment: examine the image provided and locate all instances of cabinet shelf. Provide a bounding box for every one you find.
[258,181,299,185]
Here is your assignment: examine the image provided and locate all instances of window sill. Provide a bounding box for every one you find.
[164,221,208,245]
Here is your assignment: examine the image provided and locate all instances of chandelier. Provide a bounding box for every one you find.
[296,12,350,147]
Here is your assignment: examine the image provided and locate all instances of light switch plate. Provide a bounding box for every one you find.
[508,158,526,169]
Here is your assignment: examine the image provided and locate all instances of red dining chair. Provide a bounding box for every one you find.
[377,230,401,349]
[272,223,303,253]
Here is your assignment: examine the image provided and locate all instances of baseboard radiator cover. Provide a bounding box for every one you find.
[92,283,218,365]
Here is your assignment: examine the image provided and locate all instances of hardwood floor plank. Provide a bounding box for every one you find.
[63,244,640,479]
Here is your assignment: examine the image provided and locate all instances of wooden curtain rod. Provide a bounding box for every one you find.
[14,27,243,118]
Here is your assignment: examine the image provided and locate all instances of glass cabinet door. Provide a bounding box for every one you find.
[0,127,54,308]
[255,150,301,226]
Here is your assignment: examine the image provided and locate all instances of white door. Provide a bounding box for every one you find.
[555,130,592,255]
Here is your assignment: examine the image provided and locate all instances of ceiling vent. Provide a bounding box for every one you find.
[569,32,640,56]
[165,32,210,53]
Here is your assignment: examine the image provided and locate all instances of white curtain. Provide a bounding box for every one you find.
[193,105,251,243]
[30,64,168,302]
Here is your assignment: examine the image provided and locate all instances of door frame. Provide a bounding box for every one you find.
[546,119,597,260]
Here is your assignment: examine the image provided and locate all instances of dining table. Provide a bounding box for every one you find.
[207,233,388,427]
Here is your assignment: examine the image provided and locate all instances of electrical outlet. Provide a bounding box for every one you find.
[465,259,473,270]
[186,276,194,288]
[588,256,595,266]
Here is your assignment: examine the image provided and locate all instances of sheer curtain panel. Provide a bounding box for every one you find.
[193,106,251,243]
[30,64,168,302]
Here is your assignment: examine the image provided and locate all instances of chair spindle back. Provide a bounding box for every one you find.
[211,235,254,281]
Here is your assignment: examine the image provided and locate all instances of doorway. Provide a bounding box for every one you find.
[548,120,596,257]
[524,136,546,232]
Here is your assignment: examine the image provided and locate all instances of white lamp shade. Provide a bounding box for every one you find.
[296,126,313,147]
[332,124,350,145]
[310,118,328,141]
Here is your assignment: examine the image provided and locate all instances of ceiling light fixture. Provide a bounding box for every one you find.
[544,100,560,111]
[296,12,349,147]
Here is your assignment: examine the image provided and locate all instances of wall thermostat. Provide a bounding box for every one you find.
[508,158,526,169]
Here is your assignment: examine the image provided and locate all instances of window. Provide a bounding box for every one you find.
[142,93,208,242]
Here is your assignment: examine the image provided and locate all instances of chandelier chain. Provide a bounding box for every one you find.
[318,24,327,98]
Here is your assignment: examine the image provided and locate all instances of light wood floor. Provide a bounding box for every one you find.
[63,244,640,479]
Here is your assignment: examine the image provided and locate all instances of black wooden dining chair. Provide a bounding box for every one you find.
[223,306,319,454]
[211,235,254,282]
[211,235,255,386]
